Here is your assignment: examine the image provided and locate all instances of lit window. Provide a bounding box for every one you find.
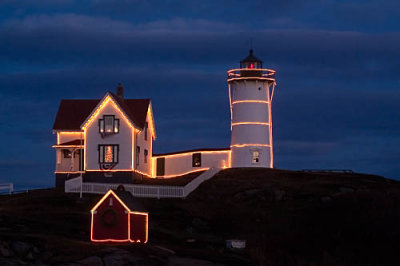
[252,151,260,163]
[99,115,119,134]
[192,153,201,167]
[105,146,113,162]
[99,145,119,164]
[144,149,148,164]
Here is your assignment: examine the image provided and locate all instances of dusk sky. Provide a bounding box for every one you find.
[0,0,399,188]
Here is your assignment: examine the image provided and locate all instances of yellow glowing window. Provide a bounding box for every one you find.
[99,145,119,164]
[105,146,113,162]
[99,115,119,134]
[192,153,201,167]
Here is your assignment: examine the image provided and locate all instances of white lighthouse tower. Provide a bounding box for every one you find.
[228,50,276,168]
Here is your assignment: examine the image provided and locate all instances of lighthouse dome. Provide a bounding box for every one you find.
[240,49,263,69]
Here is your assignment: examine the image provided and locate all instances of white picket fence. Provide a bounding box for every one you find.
[65,167,220,198]
[0,183,14,195]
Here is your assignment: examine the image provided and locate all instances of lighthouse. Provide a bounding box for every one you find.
[228,50,276,168]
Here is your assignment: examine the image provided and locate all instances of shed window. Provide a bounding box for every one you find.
[192,153,201,167]
[99,115,119,134]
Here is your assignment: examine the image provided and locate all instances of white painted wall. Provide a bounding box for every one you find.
[85,100,133,171]
[135,111,153,176]
[153,151,230,177]
[55,149,81,172]
[229,79,273,168]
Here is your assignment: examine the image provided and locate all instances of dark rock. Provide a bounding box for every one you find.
[168,256,223,265]
[192,218,209,232]
[339,187,355,193]
[185,226,194,234]
[244,189,263,196]
[102,249,141,266]
[42,251,53,261]
[0,258,25,266]
[11,241,31,257]
[274,189,286,201]
[320,196,332,203]
[151,245,176,255]
[26,251,34,260]
[0,241,12,257]
[77,256,103,266]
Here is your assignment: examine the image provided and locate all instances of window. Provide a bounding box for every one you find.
[252,151,260,163]
[63,149,72,158]
[144,149,148,164]
[192,153,201,167]
[144,122,148,141]
[109,198,113,206]
[136,146,140,167]
[99,115,119,134]
[98,145,119,164]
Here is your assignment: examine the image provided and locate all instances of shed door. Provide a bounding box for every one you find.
[156,158,165,176]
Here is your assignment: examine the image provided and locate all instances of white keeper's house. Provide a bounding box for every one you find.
[52,50,276,187]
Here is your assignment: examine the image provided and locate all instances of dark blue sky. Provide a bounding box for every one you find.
[0,0,399,188]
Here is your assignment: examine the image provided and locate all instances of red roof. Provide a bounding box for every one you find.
[53,93,150,131]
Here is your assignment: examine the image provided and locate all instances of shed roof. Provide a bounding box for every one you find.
[91,190,147,213]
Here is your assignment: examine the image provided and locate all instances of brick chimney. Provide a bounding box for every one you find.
[116,83,124,99]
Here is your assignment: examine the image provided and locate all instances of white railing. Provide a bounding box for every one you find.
[65,167,221,198]
[0,183,14,194]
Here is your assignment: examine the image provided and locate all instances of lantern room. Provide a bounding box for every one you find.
[239,49,263,77]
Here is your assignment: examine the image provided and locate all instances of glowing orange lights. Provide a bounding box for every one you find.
[231,144,271,148]
[52,145,84,148]
[134,170,152,178]
[105,146,113,162]
[231,122,270,126]
[56,131,83,145]
[227,66,276,168]
[232,100,269,104]
[227,68,276,83]
[91,190,148,243]
[146,104,156,139]
[153,150,230,159]
[81,95,137,131]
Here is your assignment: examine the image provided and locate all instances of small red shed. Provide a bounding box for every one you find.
[91,189,148,243]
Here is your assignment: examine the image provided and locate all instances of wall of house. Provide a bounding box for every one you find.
[55,148,81,172]
[85,100,133,171]
[135,111,153,176]
[153,150,230,177]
